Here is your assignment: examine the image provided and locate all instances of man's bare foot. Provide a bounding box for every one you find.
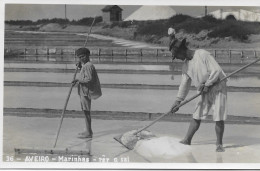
[180,139,191,145]
[216,145,225,152]
[78,131,87,136]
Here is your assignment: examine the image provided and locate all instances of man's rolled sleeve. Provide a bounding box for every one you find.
[204,55,222,87]
[177,73,191,101]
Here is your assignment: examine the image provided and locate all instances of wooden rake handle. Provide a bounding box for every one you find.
[53,16,96,148]
[53,66,79,148]
[133,58,260,135]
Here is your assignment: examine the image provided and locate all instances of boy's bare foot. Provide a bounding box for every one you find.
[216,145,225,152]
[77,132,92,139]
[78,131,87,136]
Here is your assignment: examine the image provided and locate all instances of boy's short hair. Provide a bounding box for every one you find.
[76,47,90,57]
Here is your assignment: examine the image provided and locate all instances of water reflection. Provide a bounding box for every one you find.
[216,153,223,163]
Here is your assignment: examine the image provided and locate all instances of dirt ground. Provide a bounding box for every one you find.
[5,23,260,50]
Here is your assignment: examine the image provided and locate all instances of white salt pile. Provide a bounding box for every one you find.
[134,136,192,160]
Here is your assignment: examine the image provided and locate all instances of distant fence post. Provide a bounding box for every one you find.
[111,50,113,62]
[214,50,217,59]
[47,48,49,61]
[254,50,257,58]
[24,48,27,61]
[61,49,63,61]
[125,49,128,56]
[35,48,38,61]
[98,48,101,63]
[74,49,76,61]
[156,49,159,57]
[125,49,128,62]
[98,48,101,56]
[229,50,231,63]
[140,49,142,56]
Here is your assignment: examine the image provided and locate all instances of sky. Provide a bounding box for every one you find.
[4,4,260,21]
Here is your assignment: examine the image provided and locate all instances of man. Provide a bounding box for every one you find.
[169,38,227,152]
[168,27,176,50]
[72,47,102,139]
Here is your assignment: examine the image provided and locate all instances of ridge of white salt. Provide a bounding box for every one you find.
[124,6,176,21]
[134,136,191,159]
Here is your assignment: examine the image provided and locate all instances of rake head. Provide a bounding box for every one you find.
[114,130,156,150]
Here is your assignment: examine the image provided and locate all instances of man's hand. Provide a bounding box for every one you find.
[198,84,209,93]
[71,79,79,86]
[171,100,181,113]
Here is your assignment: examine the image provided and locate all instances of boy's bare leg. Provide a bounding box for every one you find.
[78,111,93,138]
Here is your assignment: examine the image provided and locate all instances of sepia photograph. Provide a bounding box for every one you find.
[1,0,260,169]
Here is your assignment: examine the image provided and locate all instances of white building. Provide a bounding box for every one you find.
[208,9,260,22]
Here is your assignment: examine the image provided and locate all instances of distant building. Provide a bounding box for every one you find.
[102,5,123,23]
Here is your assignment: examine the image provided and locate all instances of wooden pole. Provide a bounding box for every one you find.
[229,50,231,63]
[53,67,79,148]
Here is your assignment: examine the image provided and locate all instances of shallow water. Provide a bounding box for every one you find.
[4,72,260,87]
[4,63,171,71]
[4,87,260,117]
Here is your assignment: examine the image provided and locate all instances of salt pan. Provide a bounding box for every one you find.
[134,136,191,160]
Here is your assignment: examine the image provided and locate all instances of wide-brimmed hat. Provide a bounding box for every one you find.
[169,38,187,60]
[169,38,186,52]
[76,47,90,57]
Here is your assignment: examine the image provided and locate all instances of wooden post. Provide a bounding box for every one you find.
[254,50,257,58]
[125,49,128,56]
[35,48,38,61]
[61,49,63,61]
[98,48,101,56]
[140,49,143,56]
[24,48,27,60]
[156,49,159,57]
[214,50,217,59]
[111,50,113,62]
[74,49,76,61]
[47,48,49,61]
[125,49,128,62]
[229,50,231,63]
[241,51,244,58]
